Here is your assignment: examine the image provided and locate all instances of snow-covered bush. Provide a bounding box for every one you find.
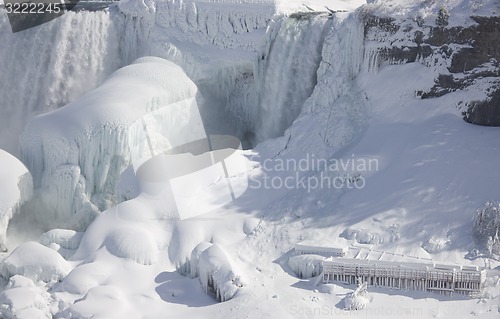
[473,201,500,258]
[288,254,324,279]
[343,282,370,311]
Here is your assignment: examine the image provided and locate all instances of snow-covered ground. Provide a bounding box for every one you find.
[0,0,499,318]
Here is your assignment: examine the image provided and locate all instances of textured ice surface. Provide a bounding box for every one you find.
[0,150,33,250]
[288,254,325,279]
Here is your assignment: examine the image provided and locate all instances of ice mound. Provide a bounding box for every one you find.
[0,276,52,319]
[0,242,71,283]
[21,57,206,230]
[288,254,325,279]
[0,150,33,250]
[197,244,244,302]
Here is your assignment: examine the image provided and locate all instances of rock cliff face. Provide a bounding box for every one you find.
[362,11,499,126]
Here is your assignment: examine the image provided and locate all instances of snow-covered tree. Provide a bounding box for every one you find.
[436,5,449,27]
[343,280,370,310]
[473,201,500,259]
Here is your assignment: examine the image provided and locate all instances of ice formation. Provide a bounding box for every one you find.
[288,254,325,279]
[197,244,244,302]
[277,13,367,157]
[0,150,33,250]
[20,57,206,230]
[343,282,370,311]
[255,13,331,141]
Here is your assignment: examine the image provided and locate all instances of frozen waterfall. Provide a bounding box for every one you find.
[0,10,121,155]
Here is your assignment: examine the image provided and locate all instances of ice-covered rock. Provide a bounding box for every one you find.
[39,229,84,259]
[0,276,52,319]
[0,150,33,251]
[0,241,71,283]
[288,254,325,279]
[197,244,244,302]
[20,57,206,230]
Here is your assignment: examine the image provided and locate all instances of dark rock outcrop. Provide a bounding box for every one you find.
[362,12,500,126]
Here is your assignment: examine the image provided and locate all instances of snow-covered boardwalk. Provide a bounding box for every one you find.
[322,257,486,297]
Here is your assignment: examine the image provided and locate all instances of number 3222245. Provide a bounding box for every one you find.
[5,2,62,14]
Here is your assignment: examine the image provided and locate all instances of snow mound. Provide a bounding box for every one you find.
[0,150,33,250]
[62,262,114,295]
[0,276,52,319]
[197,244,244,302]
[0,241,71,283]
[20,57,206,230]
[288,254,325,279]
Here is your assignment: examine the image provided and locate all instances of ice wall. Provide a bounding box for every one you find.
[0,10,121,154]
[255,13,331,142]
[20,57,206,230]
